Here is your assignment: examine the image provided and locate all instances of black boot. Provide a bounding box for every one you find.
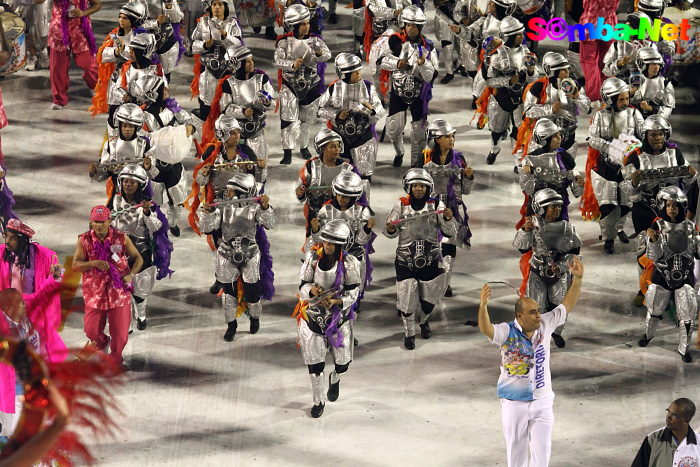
[486,150,499,165]
[224,320,237,342]
[440,73,454,84]
[680,351,692,363]
[137,318,147,331]
[327,373,340,402]
[169,225,180,237]
[280,149,292,165]
[404,335,415,350]
[329,13,339,23]
[604,239,614,254]
[265,26,277,39]
[457,65,468,77]
[552,333,565,348]
[300,147,313,160]
[420,322,432,339]
[393,154,404,167]
[444,285,453,297]
[250,317,260,334]
[617,230,630,244]
[638,334,652,347]
[209,280,223,295]
[253,26,261,33]
[354,338,358,347]
[311,402,325,418]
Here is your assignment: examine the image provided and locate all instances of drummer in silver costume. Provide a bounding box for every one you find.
[364,0,412,62]
[200,173,275,342]
[629,47,675,120]
[466,0,515,107]
[523,52,591,158]
[484,16,538,165]
[100,2,147,134]
[129,74,197,236]
[513,188,581,348]
[602,12,675,82]
[638,187,700,363]
[519,118,584,219]
[89,104,153,188]
[383,168,457,350]
[318,53,385,202]
[139,0,185,79]
[452,0,481,81]
[434,0,465,84]
[422,119,474,297]
[296,219,361,418]
[295,128,355,252]
[273,4,331,164]
[379,6,439,168]
[191,0,243,121]
[311,171,374,313]
[110,164,172,331]
[588,77,643,254]
[218,45,277,161]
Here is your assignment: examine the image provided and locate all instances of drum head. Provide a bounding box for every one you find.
[0,12,26,75]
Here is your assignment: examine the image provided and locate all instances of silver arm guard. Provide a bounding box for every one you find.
[273,42,296,72]
[574,87,592,114]
[191,21,206,54]
[354,207,373,245]
[317,87,337,124]
[658,81,675,120]
[295,175,308,203]
[437,200,458,237]
[163,2,184,23]
[647,236,664,261]
[340,255,362,309]
[520,171,537,196]
[368,0,395,21]
[461,175,474,196]
[412,48,439,82]
[256,205,276,230]
[379,53,401,72]
[570,169,584,198]
[369,84,386,123]
[383,201,402,238]
[588,111,610,154]
[144,211,163,236]
[513,228,533,250]
[102,46,119,63]
[602,44,621,77]
[523,90,553,119]
[199,208,222,233]
[146,162,160,180]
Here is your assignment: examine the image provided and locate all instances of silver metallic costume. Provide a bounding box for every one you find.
[298,220,361,417]
[318,53,385,201]
[512,189,581,330]
[273,5,331,153]
[380,6,439,167]
[218,45,277,160]
[191,10,244,109]
[111,164,163,328]
[383,169,457,348]
[630,47,675,120]
[199,173,275,332]
[434,0,462,78]
[641,187,700,360]
[139,0,185,75]
[452,0,481,74]
[588,77,644,243]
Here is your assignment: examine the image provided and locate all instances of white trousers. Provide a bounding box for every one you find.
[500,394,555,467]
[0,394,23,437]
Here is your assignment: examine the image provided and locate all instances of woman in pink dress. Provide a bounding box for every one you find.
[579,0,621,103]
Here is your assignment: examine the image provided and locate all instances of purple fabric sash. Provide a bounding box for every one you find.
[151,203,174,280]
[256,225,275,300]
[172,23,185,65]
[0,163,17,226]
[317,61,327,94]
[324,253,357,348]
[164,97,183,113]
[92,239,131,292]
[445,151,472,247]
[59,0,97,55]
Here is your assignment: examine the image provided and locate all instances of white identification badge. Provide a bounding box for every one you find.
[111,253,120,263]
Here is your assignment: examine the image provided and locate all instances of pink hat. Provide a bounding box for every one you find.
[5,219,35,238]
[90,205,111,222]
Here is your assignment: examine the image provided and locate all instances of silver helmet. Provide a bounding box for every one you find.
[626,11,652,31]
[426,119,456,140]
[542,52,569,78]
[399,6,427,27]
[115,103,145,128]
[130,33,157,60]
[335,53,362,80]
[532,188,563,216]
[402,168,434,194]
[637,0,665,18]
[656,186,687,212]
[215,115,242,142]
[491,0,517,15]
[319,219,352,247]
[128,74,165,105]
[600,77,630,106]
[313,127,344,155]
[532,118,561,146]
[120,1,146,28]
[641,114,672,140]
[636,46,664,74]
[228,45,252,71]
[118,163,149,186]
[332,171,364,198]
[499,16,524,41]
[226,173,257,197]
[283,4,310,31]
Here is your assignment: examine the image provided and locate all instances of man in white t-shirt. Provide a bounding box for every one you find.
[478,256,584,467]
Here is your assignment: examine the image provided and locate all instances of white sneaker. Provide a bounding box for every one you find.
[25,55,37,71]
[38,50,49,69]
[51,103,64,110]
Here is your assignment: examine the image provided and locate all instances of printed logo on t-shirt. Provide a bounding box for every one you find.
[678,456,698,467]
[501,332,543,377]
[110,244,122,254]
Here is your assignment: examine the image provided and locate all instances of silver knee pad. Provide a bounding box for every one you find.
[547,273,571,308]
[386,112,406,145]
[674,285,697,323]
[167,175,189,206]
[166,204,184,227]
[352,7,364,36]
[418,272,448,306]
[410,121,426,167]
[350,138,378,177]
[526,272,548,312]
[396,278,420,313]
[487,96,511,134]
[133,265,157,299]
[599,206,620,241]
[245,131,269,160]
[645,283,671,339]
[222,292,239,323]
[279,85,300,122]
[299,318,327,365]
[158,45,179,74]
[401,312,416,337]
[442,43,455,74]
[241,251,262,283]
[247,300,262,319]
[133,297,147,321]
[310,371,326,405]
[215,252,242,283]
[330,321,353,365]
[590,170,619,206]
[281,121,301,150]
[199,70,218,106]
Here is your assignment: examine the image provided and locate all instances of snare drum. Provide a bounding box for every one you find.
[0,12,26,75]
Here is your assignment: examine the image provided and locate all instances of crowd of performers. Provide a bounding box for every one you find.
[0,0,697,452]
